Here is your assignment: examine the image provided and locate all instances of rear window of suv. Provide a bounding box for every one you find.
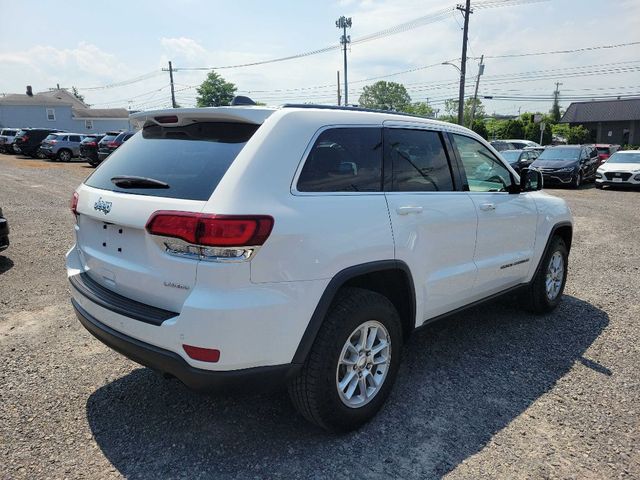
[85,122,259,201]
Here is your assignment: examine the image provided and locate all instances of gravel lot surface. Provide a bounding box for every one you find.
[1,153,638,479]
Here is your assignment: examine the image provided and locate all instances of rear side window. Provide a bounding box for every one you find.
[297,128,382,192]
[85,122,259,201]
[70,135,81,142]
[385,128,454,192]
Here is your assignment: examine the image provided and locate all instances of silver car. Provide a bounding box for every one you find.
[39,133,86,162]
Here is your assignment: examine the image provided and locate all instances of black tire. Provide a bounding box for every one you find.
[57,149,72,162]
[524,236,568,314]
[288,287,403,432]
[571,172,582,189]
[89,160,100,168]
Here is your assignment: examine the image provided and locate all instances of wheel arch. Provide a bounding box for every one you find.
[291,260,416,365]
[532,221,573,280]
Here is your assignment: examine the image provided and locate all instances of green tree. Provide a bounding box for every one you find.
[550,89,562,122]
[196,71,237,107]
[404,101,434,117]
[464,98,485,127]
[358,81,411,111]
[471,119,488,139]
[71,86,85,104]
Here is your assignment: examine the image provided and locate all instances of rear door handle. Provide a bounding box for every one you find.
[396,206,424,215]
[479,203,496,211]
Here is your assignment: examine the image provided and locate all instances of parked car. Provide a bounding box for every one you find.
[595,150,640,189]
[79,135,106,166]
[67,103,573,432]
[13,128,63,158]
[524,146,545,159]
[530,144,599,188]
[0,207,9,252]
[593,144,620,165]
[503,139,541,150]
[499,149,537,174]
[0,128,20,154]
[490,140,517,151]
[97,131,134,163]
[39,133,87,162]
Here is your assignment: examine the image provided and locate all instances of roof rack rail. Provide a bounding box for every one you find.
[280,103,430,120]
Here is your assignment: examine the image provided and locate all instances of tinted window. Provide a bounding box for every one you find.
[297,128,382,192]
[70,135,81,142]
[99,134,117,144]
[386,128,454,192]
[500,150,522,163]
[85,122,259,201]
[452,134,513,192]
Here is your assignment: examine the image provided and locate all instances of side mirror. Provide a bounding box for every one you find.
[520,168,543,192]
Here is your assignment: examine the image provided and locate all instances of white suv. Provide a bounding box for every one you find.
[66,103,573,432]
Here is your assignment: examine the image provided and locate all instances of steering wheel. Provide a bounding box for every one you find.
[487,175,508,191]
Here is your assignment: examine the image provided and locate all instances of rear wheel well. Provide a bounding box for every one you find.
[341,268,415,341]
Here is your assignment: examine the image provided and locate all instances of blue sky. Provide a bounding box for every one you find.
[1,0,639,115]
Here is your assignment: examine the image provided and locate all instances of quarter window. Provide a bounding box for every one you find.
[385,128,454,192]
[452,134,513,192]
[297,128,382,192]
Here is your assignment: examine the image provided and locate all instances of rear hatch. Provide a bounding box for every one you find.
[75,110,271,311]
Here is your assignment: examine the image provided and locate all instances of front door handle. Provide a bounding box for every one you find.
[479,203,496,211]
[396,206,424,215]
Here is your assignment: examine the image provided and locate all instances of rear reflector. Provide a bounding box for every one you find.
[70,191,79,215]
[183,344,220,362]
[146,211,273,247]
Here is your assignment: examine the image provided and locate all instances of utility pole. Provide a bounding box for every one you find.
[468,54,484,128]
[168,61,177,108]
[336,16,352,105]
[456,0,473,125]
[337,71,341,106]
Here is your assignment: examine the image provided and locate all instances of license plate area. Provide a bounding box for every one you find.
[612,177,623,182]
[100,222,127,254]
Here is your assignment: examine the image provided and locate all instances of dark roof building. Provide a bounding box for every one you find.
[560,98,640,145]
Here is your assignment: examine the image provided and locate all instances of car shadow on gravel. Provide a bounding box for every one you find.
[86,295,608,479]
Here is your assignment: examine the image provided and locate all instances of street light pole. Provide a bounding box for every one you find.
[336,16,352,105]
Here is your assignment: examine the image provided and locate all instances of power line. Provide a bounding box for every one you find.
[474,40,640,59]
[76,70,164,91]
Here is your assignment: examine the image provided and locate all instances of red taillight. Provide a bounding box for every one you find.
[86,141,97,146]
[107,141,120,148]
[182,344,220,362]
[146,211,274,247]
[70,192,79,215]
[22,135,29,142]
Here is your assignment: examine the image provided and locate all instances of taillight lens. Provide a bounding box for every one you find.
[86,141,96,146]
[146,211,273,247]
[107,141,120,148]
[70,192,79,216]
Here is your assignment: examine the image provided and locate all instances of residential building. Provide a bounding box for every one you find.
[0,87,131,132]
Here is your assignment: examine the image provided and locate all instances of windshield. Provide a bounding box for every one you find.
[537,148,580,161]
[85,122,260,201]
[606,152,640,164]
[500,151,521,162]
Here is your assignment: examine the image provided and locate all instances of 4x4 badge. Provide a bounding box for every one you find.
[94,197,112,215]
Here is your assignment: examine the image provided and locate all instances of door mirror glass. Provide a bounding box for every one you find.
[520,168,543,192]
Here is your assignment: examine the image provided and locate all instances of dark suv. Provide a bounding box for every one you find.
[97,131,134,163]
[13,128,63,157]
[530,145,598,188]
[79,134,106,166]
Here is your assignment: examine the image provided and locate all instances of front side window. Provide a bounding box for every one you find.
[297,128,382,192]
[452,134,513,192]
[385,128,454,192]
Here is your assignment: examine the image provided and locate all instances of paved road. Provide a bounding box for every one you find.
[1,154,638,479]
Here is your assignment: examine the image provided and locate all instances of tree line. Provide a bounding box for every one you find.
[194,71,591,144]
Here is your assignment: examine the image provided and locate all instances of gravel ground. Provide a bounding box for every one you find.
[0,153,638,479]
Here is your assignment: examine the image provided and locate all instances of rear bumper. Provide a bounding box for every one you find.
[72,299,300,392]
[97,150,112,161]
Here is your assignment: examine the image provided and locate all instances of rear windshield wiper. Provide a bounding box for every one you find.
[110,175,170,189]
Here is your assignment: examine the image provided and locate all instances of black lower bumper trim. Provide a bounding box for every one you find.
[72,299,300,392]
